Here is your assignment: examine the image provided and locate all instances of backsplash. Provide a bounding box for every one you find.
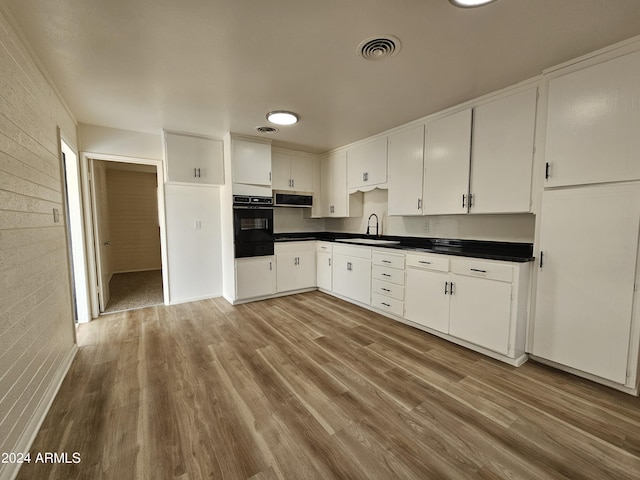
[274,207,326,233]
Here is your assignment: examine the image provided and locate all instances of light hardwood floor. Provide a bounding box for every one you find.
[16,291,640,479]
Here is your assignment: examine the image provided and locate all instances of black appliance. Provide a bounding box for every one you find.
[273,192,313,207]
[233,195,274,258]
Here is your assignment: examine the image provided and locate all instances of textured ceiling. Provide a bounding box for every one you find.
[3,0,640,153]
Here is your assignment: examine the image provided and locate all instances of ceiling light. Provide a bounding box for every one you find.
[266,111,299,125]
[449,0,498,7]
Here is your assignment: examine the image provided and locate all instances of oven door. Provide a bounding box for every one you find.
[233,207,274,244]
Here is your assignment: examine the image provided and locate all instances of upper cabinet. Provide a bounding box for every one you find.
[388,125,425,216]
[423,109,472,215]
[469,87,537,213]
[347,136,388,191]
[544,50,640,187]
[232,139,271,186]
[164,131,224,185]
[321,150,362,218]
[272,151,314,192]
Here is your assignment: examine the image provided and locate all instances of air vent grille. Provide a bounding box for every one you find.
[255,126,279,133]
[357,35,401,60]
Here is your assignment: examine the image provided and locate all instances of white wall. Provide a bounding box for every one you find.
[164,184,222,303]
[78,123,163,160]
[0,6,77,480]
[325,189,535,243]
[274,207,325,233]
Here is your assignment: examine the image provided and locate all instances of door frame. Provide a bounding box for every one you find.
[80,152,170,318]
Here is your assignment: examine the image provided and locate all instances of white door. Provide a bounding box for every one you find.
[405,268,450,333]
[347,137,388,189]
[332,254,351,298]
[317,251,332,291]
[349,257,372,305]
[276,252,298,293]
[236,256,275,300]
[233,140,272,186]
[296,251,317,289]
[271,152,291,190]
[470,88,537,213]
[533,184,640,383]
[388,125,425,216]
[449,274,512,355]
[544,51,640,187]
[290,156,314,192]
[423,109,472,215]
[89,160,111,312]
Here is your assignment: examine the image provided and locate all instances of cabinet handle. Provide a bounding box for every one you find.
[418,261,431,265]
[469,193,473,208]
[193,167,197,178]
[381,302,391,307]
[539,251,544,269]
[347,262,352,271]
[269,172,272,181]
[269,261,272,271]
[328,258,332,266]
[381,273,391,277]
[545,162,550,180]
[381,288,391,292]
[444,281,449,295]
[417,198,422,210]
[292,179,295,188]
[462,194,466,208]
[382,260,391,264]
[470,268,487,273]
[450,282,454,295]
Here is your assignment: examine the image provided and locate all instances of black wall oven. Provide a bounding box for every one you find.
[233,195,274,258]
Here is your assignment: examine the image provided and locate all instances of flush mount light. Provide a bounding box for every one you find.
[266,111,299,125]
[449,0,498,7]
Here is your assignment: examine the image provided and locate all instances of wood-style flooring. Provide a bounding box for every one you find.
[16,291,640,479]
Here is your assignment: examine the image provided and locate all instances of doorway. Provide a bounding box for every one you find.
[82,153,170,317]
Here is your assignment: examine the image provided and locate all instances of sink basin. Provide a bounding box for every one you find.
[335,238,401,246]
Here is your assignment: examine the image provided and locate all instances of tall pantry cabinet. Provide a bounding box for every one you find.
[531,46,640,393]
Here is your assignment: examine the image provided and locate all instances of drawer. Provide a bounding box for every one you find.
[406,254,449,272]
[371,293,404,317]
[450,258,513,283]
[333,244,372,259]
[316,242,333,253]
[372,279,404,301]
[372,265,405,285]
[372,251,405,269]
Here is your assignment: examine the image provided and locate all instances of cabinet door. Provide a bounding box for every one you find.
[233,140,272,186]
[349,257,372,305]
[290,155,314,192]
[317,251,332,291]
[470,88,536,213]
[321,151,348,217]
[405,268,450,333]
[332,254,351,298]
[449,274,512,355]
[276,252,299,293]
[236,256,275,299]
[545,51,640,187]
[347,137,388,189]
[532,184,640,383]
[388,126,425,216]
[271,152,291,190]
[296,251,317,289]
[423,109,472,215]
[165,132,224,185]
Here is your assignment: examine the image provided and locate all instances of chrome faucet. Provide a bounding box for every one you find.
[366,213,379,237]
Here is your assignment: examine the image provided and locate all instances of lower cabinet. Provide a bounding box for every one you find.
[332,245,372,305]
[275,242,316,293]
[316,242,333,291]
[235,256,275,300]
[405,255,450,334]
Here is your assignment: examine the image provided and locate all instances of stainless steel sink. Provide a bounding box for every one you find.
[335,238,401,246]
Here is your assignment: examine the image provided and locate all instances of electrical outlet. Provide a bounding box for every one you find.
[194,220,202,230]
[423,220,430,232]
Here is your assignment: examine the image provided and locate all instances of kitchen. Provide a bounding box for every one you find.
[1,0,640,479]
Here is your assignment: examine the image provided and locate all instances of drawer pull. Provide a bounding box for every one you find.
[382,260,392,264]
[418,261,432,265]
[381,288,391,292]
[381,273,391,277]
[444,281,448,295]
[381,302,391,307]
[470,268,487,273]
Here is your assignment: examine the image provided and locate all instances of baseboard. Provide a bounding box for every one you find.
[112,268,162,274]
[168,292,223,306]
[3,344,78,480]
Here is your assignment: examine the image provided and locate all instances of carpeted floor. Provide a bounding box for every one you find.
[104,270,164,313]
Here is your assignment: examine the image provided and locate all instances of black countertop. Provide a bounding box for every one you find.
[274,232,534,263]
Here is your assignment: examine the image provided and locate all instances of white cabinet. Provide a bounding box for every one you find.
[275,242,316,293]
[423,109,472,215]
[469,88,537,213]
[405,254,450,333]
[316,242,333,291]
[272,151,314,192]
[544,50,640,187]
[388,125,425,216]
[371,250,405,317]
[532,184,640,385]
[232,139,272,186]
[235,256,275,300]
[164,131,224,185]
[332,245,371,305]
[347,136,388,190]
[321,151,362,218]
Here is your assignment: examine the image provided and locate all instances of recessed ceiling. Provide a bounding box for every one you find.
[2,0,640,153]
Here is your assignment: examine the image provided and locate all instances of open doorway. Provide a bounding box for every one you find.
[82,154,169,317]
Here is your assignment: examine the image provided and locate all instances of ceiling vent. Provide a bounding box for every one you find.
[357,35,401,60]
[255,126,279,133]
